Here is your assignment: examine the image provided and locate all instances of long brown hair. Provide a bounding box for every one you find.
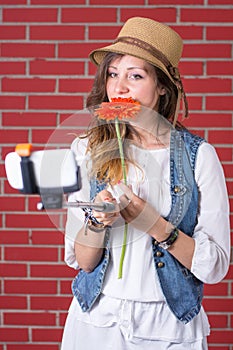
[84,52,178,184]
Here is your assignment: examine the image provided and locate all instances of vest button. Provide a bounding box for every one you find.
[157,262,164,268]
[156,251,163,257]
[174,186,181,193]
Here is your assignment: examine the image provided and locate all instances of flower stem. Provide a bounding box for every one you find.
[115,118,128,279]
[118,223,128,279]
[115,118,127,184]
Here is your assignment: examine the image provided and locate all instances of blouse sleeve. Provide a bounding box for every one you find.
[191,142,231,284]
[64,137,90,270]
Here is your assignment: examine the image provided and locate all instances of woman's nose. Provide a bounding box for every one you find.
[114,77,129,94]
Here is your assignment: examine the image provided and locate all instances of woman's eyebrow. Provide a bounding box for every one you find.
[108,65,146,71]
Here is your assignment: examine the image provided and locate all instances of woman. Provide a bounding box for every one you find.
[61,17,230,349]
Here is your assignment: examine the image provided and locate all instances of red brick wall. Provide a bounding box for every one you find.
[0,1,232,349]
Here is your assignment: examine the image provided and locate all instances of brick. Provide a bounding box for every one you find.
[215,147,233,162]
[0,96,25,110]
[5,213,60,229]
[4,311,56,326]
[222,164,233,179]
[204,283,228,296]
[0,0,26,3]
[31,230,64,245]
[0,25,25,39]
[149,0,203,3]
[0,296,27,310]
[31,128,78,145]
[0,263,27,277]
[59,42,106,58]
[59,312,68,326]
[4,181,19,195]
[0,231,29,244]
[30,264,76,278]
[62,8,116,23]
[91,0,143,3]
[31,0,84,3]
[29,95,83,110]
[89,25,122,40]
[206,96,233,111]
[3,8,58,22]
[183,113,232,128]
[0,327,28,342]
[60,112,92,127]
[209,0,233,3]
[30,296,71,310]
[0,130,28,143]
[2,112,57,127]
[120,8,177,22]
[1,43,55,58]
[208,330,233,343]
[8,345,58,350]
[208,130,233,144]
[207,61,233,76]
[183,44,231,58]
[30,25,85,40]
[0,197,25,211]
[179,62,204,76]
[181,8,233,22]
[203,298,233,312]
[30,59,85,75]
[172,25,203,40]
[59,78,93,93]
[5,247,58,262]
[207,26,233,40]
[2,78,56,93]
[32,327,63,342]
[183,78,231,93]
[208,314,228,328]
[60,280,72,294]
[1,146,15,159]
[89,61,98,75]
[226,180,233,195]
[186,96,202,110]
[0,61,25,75]
[5,280,57,294]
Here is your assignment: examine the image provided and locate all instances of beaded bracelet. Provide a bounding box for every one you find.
[83,208,105,234]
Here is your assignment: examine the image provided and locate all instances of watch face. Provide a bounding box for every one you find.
[159,242,169,250]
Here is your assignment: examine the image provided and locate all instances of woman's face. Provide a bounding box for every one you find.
[106,55,165,109]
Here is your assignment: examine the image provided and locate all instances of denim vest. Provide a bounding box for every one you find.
[72,128,205,324]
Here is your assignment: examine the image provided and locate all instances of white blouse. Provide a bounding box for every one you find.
[64,137,230,342]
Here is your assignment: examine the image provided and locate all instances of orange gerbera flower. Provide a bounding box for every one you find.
[94,97,140,121]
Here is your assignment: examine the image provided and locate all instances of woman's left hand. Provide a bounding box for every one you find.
[117,182,161,233]
[93,189,120,227]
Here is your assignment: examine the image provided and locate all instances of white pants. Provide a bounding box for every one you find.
[61,311,208,350]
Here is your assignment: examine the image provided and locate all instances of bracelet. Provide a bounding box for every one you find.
[155,227,179,250]
[85,219,105,233]
[84,210,105,234]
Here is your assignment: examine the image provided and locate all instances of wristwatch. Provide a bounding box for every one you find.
[157,227,179,250]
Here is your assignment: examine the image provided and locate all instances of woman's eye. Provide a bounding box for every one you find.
[128,73,143,80]
[108,72,117,78]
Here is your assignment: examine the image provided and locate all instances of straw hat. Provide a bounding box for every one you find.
[89,17,188,121]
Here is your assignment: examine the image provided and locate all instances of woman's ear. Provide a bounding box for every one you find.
[159,87,166,96]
